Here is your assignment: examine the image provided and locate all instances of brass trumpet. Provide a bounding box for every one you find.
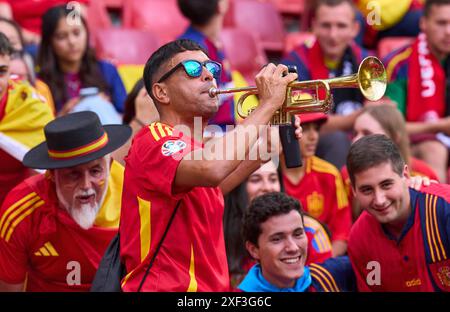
[209,56,387,124]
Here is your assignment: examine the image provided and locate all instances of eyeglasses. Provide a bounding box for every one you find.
[157,59,222,83]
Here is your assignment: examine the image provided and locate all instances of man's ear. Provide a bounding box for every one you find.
[403,164,410,180]
[245,241,260,261]
[351,18,360,39]
[152,83,170,105]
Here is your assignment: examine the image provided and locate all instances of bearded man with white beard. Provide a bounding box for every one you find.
[0,111,131,291]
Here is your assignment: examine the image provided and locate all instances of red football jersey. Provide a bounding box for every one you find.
[120,122,229,292]
[348,204,435,291]
[283,156,352,242]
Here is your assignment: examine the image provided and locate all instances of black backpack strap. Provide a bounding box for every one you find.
[90,233,124,292]
[137,200,182,292]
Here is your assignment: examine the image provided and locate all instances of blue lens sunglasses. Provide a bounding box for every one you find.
[157,59,222,83]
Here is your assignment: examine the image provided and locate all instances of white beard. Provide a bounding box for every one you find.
[56,181,109,230]
[54,157,110,230]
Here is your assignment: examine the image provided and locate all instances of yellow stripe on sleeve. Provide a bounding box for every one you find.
[5,200,45,242]
[0,192,37,235]
[425,194,436,263]
[1,196,41,239]
[149,123,161,141]
[310,263,339,292]
[137,196,151,263]
[431,195,447,261]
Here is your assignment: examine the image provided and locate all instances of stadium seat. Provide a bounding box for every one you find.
[284,31,315,54]
[86,0,112,44]
[270,0,306,16]
[100,0,124,9]
[220,27,268,84]
[94,28,160,65]
[377,37,415,60]
[224,0,286,52]
[122,0,189,44]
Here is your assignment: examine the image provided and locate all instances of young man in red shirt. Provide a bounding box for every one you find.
[347,134,450,291]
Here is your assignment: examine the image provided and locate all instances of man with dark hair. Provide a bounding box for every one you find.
[0,32,53,206]
[120,39,301,291]
[177,0,236,129]
[239,192,354,292]
[384,0,450,183]
[282,0,369,169]
[0,111,131,291]
[347,134,450,291]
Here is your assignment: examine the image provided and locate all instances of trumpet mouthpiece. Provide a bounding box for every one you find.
[209,88,219,98]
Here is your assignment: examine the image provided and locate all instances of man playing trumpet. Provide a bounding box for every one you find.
[119,39,302,292]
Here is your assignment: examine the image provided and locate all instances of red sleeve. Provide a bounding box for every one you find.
[125,124,197,198]
[304,216,332,265]
[0,183,34,284]
[347,213,373,292]
[327,173,352,242]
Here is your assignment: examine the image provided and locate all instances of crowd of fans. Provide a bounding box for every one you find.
[0,0,448,292]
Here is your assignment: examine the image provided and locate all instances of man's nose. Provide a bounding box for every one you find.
[201,65,214,81]
[80,173,92,189]
[373,189,387,206]
[284,236,299,253]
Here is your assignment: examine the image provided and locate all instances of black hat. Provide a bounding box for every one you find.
[23,111,131,169]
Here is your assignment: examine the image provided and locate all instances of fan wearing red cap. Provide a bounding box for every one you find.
[0,111,131,291]
[281,112,352,257]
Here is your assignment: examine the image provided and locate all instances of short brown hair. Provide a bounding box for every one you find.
[347,134,405,187]
[313,0,357,19]
[424,0,450,17]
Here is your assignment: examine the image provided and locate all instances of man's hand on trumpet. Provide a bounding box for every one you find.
[255,63,298,112]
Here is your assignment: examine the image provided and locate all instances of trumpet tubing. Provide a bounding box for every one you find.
[209,56,387,123]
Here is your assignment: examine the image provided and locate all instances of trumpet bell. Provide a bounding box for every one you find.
[357,56,387,101]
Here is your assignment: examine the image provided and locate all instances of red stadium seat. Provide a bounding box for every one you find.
[224,0,286,52]
[86,1,112,43]
[284,31,315,54]
[220,28,268,84]
[100,0,124,9]
[122,0,189,44]
[377,37,415,60]
[94,28,160,65]
[270,0,306,16]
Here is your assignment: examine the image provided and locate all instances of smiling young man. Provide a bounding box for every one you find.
[0,111,131,291]
[239,192,355,292]
[347,134,450,291]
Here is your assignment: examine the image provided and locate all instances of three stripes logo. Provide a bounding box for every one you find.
[0,192,45,242]
[34,241,59,257]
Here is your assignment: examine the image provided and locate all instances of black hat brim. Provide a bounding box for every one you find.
[23,124,132,169]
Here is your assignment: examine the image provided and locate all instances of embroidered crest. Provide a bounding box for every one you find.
[307,191,324,218]
[161,140,186,156]
[437,266,450,287]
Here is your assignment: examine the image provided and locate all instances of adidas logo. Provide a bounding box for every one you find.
[34,242,59,256]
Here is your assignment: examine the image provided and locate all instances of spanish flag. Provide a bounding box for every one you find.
[0,80,54,161]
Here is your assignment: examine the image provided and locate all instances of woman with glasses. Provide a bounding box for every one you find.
[37,5,126,115]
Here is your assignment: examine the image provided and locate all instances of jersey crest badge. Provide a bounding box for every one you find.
[161,140,187,156]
